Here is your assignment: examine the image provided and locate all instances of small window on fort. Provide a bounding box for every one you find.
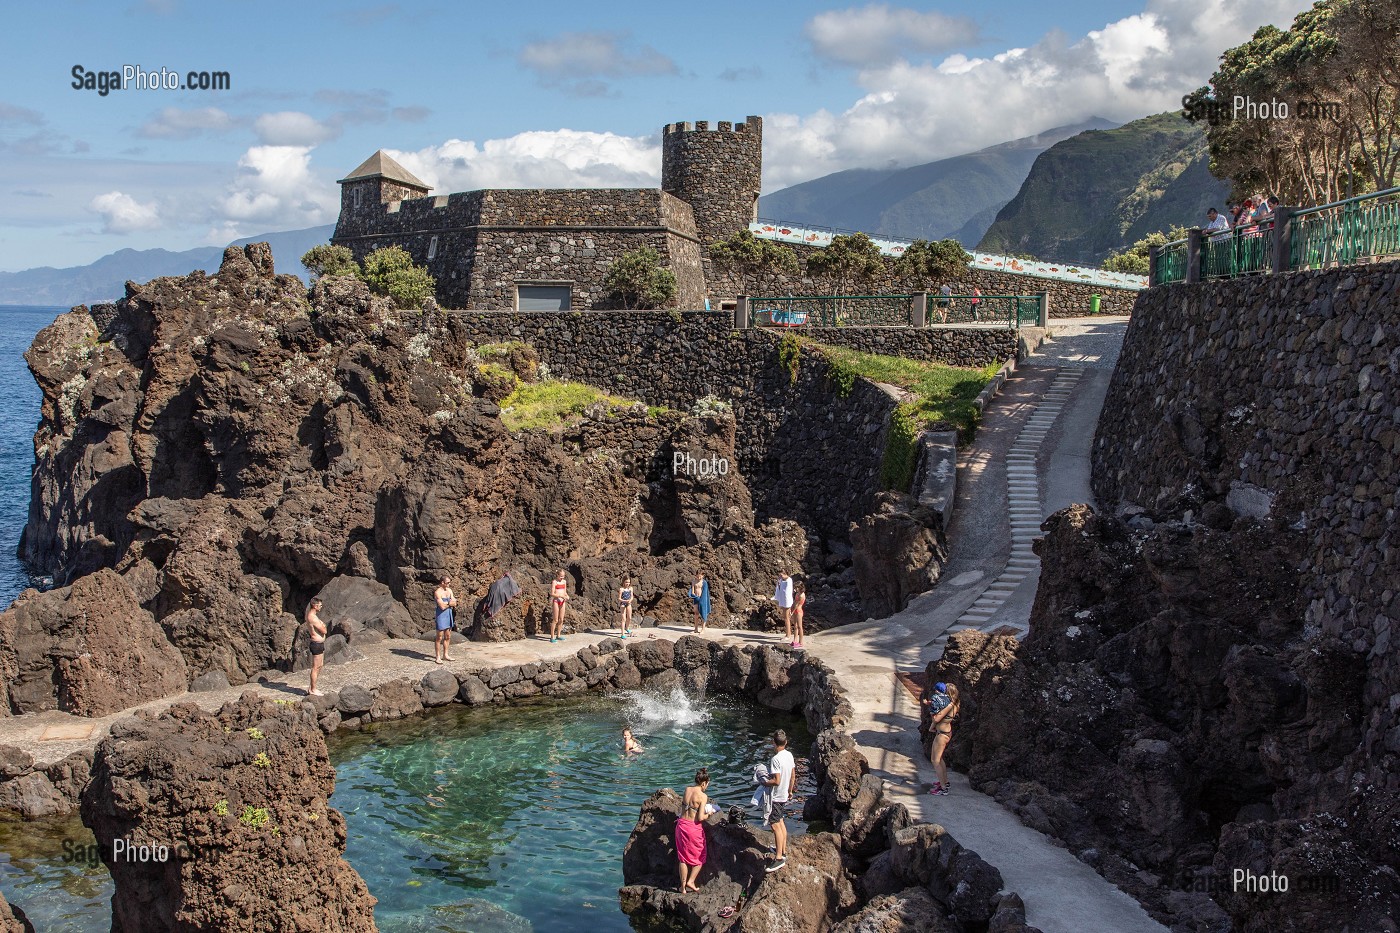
[517,285,572,312]
[427,236,438,260]
[353,188,362,208]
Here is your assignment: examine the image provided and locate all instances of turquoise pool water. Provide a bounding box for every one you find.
[329,688,812,932]
[0,687,811,932]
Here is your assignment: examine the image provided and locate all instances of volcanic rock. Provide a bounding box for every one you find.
[0,890,32,933]
[0,568,187,716]
[849,492,947,618]
[79,695,377,931]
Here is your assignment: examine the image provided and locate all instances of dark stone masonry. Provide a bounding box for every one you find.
[450,311,1015,540]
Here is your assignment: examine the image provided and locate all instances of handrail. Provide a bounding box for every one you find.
[1292,185,1400,218]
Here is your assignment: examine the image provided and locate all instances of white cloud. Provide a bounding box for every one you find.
[518,31,677,97]
[137,107,236,140]
[806,4,982,65]
[253,111,339,146]
[764,0,1312,188]
[384,129,660,192]
[89,191,162,233]
[218,145,337,228]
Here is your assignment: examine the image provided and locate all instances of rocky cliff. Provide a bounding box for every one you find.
[6,245,858,713]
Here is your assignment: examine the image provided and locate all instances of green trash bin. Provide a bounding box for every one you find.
[1090,294,1101,315]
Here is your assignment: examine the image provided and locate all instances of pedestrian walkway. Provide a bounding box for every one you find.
[808,317,1169,933]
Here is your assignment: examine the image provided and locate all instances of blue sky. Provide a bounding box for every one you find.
[1,0,1310,271]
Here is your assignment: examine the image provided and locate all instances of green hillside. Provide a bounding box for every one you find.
[977,113,1230,263]
[759,118,1117,245]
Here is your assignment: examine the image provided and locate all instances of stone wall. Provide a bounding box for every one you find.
[332,188,706,310]
[1093,263,1400,809]
[450,311,896,541]
[448,312,1017,540]
[711,241,1138,316]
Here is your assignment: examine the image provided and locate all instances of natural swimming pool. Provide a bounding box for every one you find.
[0,688,812,932]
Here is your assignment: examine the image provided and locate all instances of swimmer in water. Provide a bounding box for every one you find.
[623,727,644,754]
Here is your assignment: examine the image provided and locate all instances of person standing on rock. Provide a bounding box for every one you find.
[774,571,794,642]
[305,598,327,697]
[618,576,635,638]
[764,730,797,873]
[676,767,711,893]
[550,569,570,643]
[434,576,458,664]
[790,582,806,650]
[926,683,960,796]
[689,571,711,634]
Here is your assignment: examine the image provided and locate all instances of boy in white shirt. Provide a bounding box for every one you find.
[764,730,797,872]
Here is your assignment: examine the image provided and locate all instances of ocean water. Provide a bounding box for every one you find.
[0,305,62,604]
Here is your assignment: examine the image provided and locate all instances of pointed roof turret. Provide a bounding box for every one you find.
[337,150,430,192]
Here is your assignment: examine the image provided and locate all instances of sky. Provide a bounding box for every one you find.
[0,0,1313,272]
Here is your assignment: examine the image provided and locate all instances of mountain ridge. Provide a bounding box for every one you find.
[758,118,1119,244]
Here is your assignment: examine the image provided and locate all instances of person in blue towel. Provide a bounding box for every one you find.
[689,571,711,634]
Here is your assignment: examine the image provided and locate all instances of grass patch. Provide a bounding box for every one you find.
[499,380,660,431]
[805,342,1000,491]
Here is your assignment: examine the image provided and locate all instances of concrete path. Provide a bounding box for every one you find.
[0,624,766,768]
[806,317,1169,933]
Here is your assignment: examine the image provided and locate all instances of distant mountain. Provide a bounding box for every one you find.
[0,225,334,307]
[757,118,1119,245]
[977,113,1231,264]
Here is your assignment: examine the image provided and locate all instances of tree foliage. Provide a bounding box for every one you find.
[300,244,360,279]
[708,229,800,293]
[892,238,972,284]
[1185,0,1400,204]
[805,233,886,292]
[603,247,678,309]
[1101,226,1189,275]
[360,246,436,309]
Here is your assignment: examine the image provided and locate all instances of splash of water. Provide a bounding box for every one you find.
[618,686,711,732]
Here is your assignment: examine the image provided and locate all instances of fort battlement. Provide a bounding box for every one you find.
[662,116,762,135]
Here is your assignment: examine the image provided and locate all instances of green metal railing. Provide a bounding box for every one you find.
[1155,239,1188,285]
[1290,186,1400,271]
[1202,225,1274,279]
[752,295,914,327]
[752,294,1042,328]
[1152,186,1400,286]
[932,295,1041,326]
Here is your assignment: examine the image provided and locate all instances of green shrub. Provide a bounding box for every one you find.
[880,405,922,491]
[301,244,360,279]
[361,246,436,309]
[777,334,802,384]
[239,806,271,829]
[498,381,641,431]
[253,752,272,768]
[214,800,229,817]
[603,247,678,309]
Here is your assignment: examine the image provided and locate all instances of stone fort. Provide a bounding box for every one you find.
[332,117,764,311]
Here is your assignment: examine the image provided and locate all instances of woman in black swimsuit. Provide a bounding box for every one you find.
[618,576,635,638]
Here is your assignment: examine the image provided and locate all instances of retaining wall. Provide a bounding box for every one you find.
[449,311,1014,540]
[1094,263,1400,772]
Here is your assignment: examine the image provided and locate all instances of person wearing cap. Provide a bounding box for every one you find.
[923,682,960,796]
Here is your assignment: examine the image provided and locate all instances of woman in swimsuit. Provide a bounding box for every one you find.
[927,683,960,796]
[550,569,569,643]
[623,727,643,754]
[791,581,806,649]
[434,576,458,664]
[689,571,709,634]
[618,576,635,638]
[305,597,327,697]
[675,767,710,893]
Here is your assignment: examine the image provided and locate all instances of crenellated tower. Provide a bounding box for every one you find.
[661,116,763,247]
